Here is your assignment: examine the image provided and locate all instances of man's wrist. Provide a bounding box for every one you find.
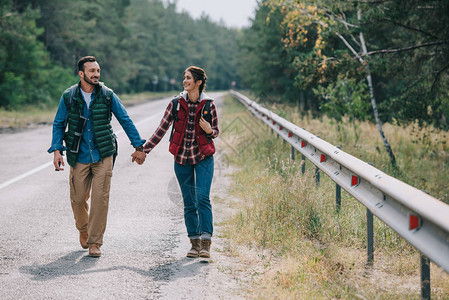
[54,150,64,156]
[135,146,144,152]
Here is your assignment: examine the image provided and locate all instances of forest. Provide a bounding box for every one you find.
[0,0,240,108]
[1,0,448,135]
[239,0,449,132]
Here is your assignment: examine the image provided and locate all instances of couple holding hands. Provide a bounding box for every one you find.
[49,56,218,258]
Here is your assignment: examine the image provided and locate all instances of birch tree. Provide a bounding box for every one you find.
[265,0,399,168]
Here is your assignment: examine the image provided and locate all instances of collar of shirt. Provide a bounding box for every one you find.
[185,94,200,103]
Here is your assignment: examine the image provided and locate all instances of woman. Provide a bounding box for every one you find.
[142,66,219,258]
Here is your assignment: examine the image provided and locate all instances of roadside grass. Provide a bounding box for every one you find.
[219,93,449,298]
[0,91,175,130]
[0,106,56,129]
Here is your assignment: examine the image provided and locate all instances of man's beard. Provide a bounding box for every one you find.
[84,74,99,86]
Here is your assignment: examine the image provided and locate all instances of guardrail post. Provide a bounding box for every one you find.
[315,167,320,186]
[336,184,341,212]
[291,145,295,161]
[302,154,306,174]
[421,255,431,300]
[367,209,374,265]
[336,146,342,213]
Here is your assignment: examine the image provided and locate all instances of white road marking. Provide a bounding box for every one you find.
[0,161,53,190]
[0,110,164,190]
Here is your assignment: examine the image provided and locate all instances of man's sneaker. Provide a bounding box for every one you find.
[79,232,88,249]
[199,239,212,258]
[187,239,201,258]
[88,244,101,257]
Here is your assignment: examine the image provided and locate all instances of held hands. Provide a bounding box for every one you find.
[199,117,213,135]
[131,150,146,165]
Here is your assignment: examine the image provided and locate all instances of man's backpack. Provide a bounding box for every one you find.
[169,96,212,141]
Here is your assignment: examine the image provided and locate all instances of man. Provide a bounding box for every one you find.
[48,56,146,257]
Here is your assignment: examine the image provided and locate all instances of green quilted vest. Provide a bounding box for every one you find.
[63,84,116,167]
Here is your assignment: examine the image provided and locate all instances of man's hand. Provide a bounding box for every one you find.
[199,117,213,134]
[131,150,146,165]
[54,151,65,171]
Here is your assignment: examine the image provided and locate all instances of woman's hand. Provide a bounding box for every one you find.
[199,117,213,134]
[131,150,147,165]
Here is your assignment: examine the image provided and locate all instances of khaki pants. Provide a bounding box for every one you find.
[69,156,113,246]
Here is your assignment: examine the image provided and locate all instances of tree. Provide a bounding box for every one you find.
[362,0,449,130]
[0,1,73,108]
[1,0,242,108]
[236,2,300,103]
[315,76,370,145]
[238,0,449,167]
[256,0,449,131]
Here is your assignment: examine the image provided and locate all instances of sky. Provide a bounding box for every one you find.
[167,0,259,28]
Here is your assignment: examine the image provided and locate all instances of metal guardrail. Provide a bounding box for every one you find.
[231,90,449,297]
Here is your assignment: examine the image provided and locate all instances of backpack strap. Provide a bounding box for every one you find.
[101,85,113,118]
[101,85,113,103]
[172,96,180,121]
[169,96,181,142]
[201,100,212,123]
[63,84,78,111]
[63,84,79,127]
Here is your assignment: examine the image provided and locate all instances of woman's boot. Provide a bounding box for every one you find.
[187,239,201,258]
[199,239,212,258]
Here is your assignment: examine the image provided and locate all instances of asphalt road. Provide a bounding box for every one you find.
[0,92,244,299]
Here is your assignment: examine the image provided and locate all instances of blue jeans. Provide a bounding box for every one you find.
[174,156,214,238]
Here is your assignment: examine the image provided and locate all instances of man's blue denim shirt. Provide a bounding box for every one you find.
[48,88,145,164]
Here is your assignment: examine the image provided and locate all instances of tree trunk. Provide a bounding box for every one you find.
[300,90,306,111]
[301,6,398,169]
[358,10,397,169]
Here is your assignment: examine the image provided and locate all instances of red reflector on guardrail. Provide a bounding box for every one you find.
[351,175,359,186]
[272,121,276,125]
[409,214,422,230]
[301,141,307,148]
[320,154,326,162]
[279,125,283,130]
[288,132,292,137]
